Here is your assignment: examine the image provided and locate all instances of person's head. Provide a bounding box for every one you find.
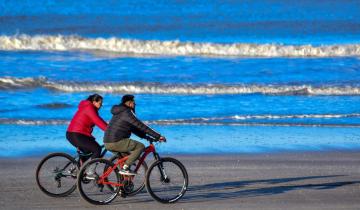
[121,94,135,110]
[87,94,103,110]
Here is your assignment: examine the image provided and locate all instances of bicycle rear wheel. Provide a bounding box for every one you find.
[77,158,120,205]
[145,157,188,203]
[35,153,78,197]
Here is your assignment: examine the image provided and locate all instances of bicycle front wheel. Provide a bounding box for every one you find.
[35,153,78,197]
[77,158,120,205]
[145,157,188,203]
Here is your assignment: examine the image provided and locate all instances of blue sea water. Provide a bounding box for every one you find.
[1,0,360,157]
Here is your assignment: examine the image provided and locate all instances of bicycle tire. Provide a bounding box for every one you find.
[77,158,120,205]
[145,157,188,203]
[35,152,78,197]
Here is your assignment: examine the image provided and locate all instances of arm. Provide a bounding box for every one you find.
[125,110,161,139]
[86,106,108,131]
[131,127,147,139]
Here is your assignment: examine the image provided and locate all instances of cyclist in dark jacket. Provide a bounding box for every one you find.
[104,94,165,175]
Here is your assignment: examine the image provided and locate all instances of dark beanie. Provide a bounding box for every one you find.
[121,94,135,105]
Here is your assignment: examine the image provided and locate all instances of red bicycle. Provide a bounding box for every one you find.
[77,136,188,205]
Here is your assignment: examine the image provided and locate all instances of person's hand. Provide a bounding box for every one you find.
[159,136,167,142]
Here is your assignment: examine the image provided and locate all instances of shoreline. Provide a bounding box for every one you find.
[2,148,360,159]
[1,151,360,210]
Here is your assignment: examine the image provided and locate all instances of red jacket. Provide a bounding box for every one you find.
[67,100,107,137]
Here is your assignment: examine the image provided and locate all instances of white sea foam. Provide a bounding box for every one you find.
[150,114,360,127]
[1,116,360,127]
[148,122,360,128]
[232,113,360,120]
[0,77,46,89]
[2,76,360,95]
[0,118,69,125]
[1,34,360,57]
[152,113,360,122]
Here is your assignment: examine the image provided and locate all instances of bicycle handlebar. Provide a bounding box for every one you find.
[144,136,157,142]
[144,136,166,143]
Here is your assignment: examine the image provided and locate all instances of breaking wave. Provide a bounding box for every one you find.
[152,113,360,122]
[2,76,360,95]
[0,77,47,90]
[149,122,360,127]
[1,34,360,57]
[2,113,360,127]
[0,118,69,125]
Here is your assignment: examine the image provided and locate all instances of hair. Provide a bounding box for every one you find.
[87,94,103,102]
[121,94,135,105]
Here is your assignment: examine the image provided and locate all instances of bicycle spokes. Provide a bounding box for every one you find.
[77,159,120,205]
[146,158,188,203]
[36,153,78,197]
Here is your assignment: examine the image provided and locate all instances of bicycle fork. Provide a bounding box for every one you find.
[154,153,170,183]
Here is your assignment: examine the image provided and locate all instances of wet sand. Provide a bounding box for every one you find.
[1,152,360,210]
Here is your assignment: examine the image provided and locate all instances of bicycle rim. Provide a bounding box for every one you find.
[146,157,188,203]
[77,158,120,205]
[35,153,77,197]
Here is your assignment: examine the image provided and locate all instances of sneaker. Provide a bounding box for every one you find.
[119,168,137,176]
[84,164,97,180]
[84,173,96,180]
[68,166,78,178]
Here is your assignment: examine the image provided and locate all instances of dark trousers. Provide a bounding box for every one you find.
[66,132,101,161]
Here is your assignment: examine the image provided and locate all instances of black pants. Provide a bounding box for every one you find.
[66,132,101,161]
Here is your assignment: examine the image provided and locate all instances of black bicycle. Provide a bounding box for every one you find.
[35,145,108,197]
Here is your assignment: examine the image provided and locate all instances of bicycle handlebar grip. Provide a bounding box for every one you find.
[145,136,156,141]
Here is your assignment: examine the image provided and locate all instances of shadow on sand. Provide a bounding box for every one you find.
[80,175,359,205]
[180,175,360,203]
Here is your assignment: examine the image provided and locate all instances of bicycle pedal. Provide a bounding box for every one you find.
[118,190,127,198]
[99,186,104,192]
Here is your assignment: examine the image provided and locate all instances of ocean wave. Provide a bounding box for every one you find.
[149,122,360,127]
[1,34,360,57]
[0,77,47,89]
[2,113,360,127]
[152,113,360,122]
[2,76,360,96]
[0,118,69,125]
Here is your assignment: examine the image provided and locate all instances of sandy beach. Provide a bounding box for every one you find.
[0,152,360,210]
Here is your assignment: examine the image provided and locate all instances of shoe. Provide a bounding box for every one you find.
[84,164,97,180]
[68,166,78,178]
[84,173,96,180]
[119,168,137,176]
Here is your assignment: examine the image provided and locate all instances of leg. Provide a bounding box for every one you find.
[80,138,101,160]
[66,132,101,161]
[105,139,145,166]
[125,140,145,166]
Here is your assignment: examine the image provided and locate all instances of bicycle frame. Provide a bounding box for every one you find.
[74,145,107,166]
[98,143,160,187]
[77,137,188,204]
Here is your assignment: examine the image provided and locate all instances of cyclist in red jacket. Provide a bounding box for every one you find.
[66,94,108,161]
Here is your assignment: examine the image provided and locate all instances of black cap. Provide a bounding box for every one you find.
[121,94,135,105]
